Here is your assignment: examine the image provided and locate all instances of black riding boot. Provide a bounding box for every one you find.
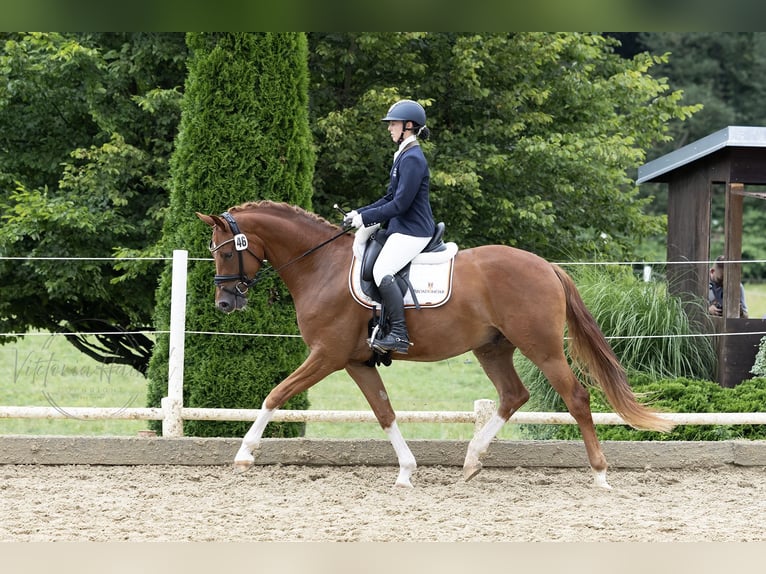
[372,274,411,354]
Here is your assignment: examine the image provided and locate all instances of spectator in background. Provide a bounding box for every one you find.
[708,255,749,318]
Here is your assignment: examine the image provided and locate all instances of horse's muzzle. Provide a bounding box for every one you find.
[216,290,247,313]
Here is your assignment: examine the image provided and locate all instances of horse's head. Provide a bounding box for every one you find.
[196,211,266,313]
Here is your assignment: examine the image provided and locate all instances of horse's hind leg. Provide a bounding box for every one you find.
[345,361,417,488]
[464,337,530,481]
[535,353,611,489]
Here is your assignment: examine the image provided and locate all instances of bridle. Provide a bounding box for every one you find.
[208,212,267,296]
[208,210,350,296]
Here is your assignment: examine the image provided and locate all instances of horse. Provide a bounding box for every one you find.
[196,200,674,489]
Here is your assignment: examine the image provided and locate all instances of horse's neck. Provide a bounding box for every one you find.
[246,208,349,285]
[250,214,316,261]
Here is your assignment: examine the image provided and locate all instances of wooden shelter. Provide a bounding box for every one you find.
[637,126,766,387]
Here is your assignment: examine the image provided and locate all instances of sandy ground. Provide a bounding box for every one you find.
[2,463,765,542]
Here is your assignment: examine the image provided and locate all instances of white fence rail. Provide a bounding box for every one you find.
[1,250,766,439]
[5,404,766,427]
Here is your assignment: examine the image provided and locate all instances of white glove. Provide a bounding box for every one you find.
[343,209,358,225]
[344,209,363,228]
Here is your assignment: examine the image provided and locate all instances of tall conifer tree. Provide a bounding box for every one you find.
[147,33,314,436]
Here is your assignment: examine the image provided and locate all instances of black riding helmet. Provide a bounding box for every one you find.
[381,99,427,128]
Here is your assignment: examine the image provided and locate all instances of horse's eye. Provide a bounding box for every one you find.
[221,251,234,260]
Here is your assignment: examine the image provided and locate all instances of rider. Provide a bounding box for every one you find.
[345,99,436,354]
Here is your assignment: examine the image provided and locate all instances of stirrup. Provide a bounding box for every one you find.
[371,335,412,354]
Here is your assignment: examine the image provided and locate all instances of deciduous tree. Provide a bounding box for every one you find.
[0,32,186,371]
[310,33,698,260]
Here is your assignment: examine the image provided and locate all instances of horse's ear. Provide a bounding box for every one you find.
[196,212,226,229]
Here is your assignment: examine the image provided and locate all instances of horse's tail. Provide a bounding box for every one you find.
[551,264,675,433]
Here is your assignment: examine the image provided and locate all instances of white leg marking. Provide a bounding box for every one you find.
[592,468,612,489]
[464,413,507,480]
[385,421,417,488]
[234,404,275,466]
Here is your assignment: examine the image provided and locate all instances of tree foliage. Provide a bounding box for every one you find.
[145,33,314,437]
[629,32,766,271]
[639,32,766,151]
[0,32,186,370]
[309,32,698,260]
[1,32,706,374]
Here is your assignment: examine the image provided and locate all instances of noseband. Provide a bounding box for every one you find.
[209,211,267,295]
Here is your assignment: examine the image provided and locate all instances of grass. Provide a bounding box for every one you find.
[745,281,766,319]
[0,332,150,436]
[303,356,524,440]
[579,269,718,379]
[0,332,517,439]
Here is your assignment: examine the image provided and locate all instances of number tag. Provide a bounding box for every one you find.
[234,233,248,251]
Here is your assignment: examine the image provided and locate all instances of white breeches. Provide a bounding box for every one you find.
[372,233,431,285]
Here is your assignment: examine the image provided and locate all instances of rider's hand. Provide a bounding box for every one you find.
[343,209,358,225]
[344,210,362,228]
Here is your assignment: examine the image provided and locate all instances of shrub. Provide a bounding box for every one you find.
[146,33,314,437]
[519,375,766,441]
[752,336,766,377]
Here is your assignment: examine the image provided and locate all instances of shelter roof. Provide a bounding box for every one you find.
[637,126,766,184]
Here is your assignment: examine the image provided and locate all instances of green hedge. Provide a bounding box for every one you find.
[146,33,314,437]
[518,375,766,441]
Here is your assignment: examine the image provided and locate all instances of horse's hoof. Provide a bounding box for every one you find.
[232,460,253,474]
[394,472,413,488]
[592,469,612,490]
[394,467,415,488]
[463,462,482,482]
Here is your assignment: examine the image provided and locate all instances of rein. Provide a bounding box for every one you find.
[209,210,349,294]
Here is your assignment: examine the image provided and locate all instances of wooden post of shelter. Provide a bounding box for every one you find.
[637,126,766,387]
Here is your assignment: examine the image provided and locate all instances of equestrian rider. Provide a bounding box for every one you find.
[345,99,436,354]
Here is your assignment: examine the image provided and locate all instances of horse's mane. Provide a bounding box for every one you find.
[228,200,341,231]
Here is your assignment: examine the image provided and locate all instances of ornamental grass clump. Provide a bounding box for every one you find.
[572,265,716,380]
[518,264,717,416]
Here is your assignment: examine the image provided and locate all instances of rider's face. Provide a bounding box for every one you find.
[387,120,408,142]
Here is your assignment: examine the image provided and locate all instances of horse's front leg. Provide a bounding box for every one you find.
[234,350,337,472]
[233,402,275,471]
[385,421,417,488]
[346,362,416,488]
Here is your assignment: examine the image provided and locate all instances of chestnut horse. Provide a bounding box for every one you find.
[197,201,673,489]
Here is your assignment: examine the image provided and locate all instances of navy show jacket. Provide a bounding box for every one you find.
[359,144,435,238]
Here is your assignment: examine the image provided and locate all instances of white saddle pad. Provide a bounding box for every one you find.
[348,242,459,309]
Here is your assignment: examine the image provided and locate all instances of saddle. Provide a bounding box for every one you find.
[358,222,448,305]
